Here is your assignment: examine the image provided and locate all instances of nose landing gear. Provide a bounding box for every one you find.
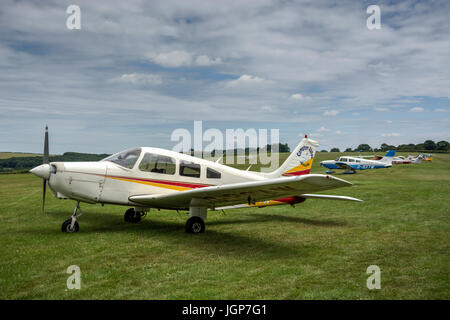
[62,201,82,233]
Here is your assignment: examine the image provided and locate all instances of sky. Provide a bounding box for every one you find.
[0,0,449,154]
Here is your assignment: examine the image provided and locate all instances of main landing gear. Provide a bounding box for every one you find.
[61,201,82,233]
[185,199,207,234]
[124,207,146,223]
[185,216,205,234]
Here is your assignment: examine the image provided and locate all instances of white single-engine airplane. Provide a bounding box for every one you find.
[30,127,362,234]
[320,150,394,174]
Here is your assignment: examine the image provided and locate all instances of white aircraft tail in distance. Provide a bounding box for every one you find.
[30,128,362,234]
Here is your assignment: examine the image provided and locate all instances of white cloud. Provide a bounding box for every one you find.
[290,93,311,101]
[110,73,162,85]
[435,108,447,112]
[309,132,322,137]
[317,126,330,132]
[381,133,401,137]
[375,107,389,112]
[147,50,192,67]
[410,107,425,112]
[386,120,393,124]
[194,55,222,66]
[335,130,342,134]
[290,93,303,100]
[147,51,221,67]
[323,110,339,116]
[226,74,268,87]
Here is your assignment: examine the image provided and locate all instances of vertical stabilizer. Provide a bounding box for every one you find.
[265,135,318,178]
[380,150,396,164]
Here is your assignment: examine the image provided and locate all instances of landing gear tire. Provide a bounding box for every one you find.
[185,216,205,234]
[124,208,142,223]
[61,219,79,233]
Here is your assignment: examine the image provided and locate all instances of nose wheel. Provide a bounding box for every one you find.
[61,219,79,233]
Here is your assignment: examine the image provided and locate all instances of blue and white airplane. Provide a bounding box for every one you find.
[320,151,394,174]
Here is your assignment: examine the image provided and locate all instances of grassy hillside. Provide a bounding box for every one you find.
[0,152,42,159]
[0,152,448,299]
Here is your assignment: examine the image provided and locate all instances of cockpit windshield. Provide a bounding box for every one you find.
[102,148,141,169]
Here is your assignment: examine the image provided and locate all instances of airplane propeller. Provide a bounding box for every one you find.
[29,126,51,214]
[42,125,49,214]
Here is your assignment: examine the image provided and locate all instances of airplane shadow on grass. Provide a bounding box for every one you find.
[26,210,348,259]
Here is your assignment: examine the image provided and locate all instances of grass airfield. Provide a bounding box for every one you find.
[0,152,449,299]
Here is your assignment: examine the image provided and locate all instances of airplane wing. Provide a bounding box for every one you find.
[335,162,356,172]
[129,174,354,209]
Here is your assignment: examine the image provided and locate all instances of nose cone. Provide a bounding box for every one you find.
[30,164,51,179]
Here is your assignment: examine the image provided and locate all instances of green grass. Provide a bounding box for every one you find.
[0,152,41,159]
[0,152,449,299]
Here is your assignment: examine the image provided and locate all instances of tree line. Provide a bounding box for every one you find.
[0,152,110,173]
[322,140,450,153]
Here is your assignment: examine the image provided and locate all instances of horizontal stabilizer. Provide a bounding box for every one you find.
[300,194,362,202]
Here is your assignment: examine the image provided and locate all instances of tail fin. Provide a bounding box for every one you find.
[380,150,396,163]
[266,135,318,178]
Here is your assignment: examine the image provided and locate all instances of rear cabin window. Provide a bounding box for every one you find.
[180,161,201,178]
[139,153,176,175]
[207,168,221,179]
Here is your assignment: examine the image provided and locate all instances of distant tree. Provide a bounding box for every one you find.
[356,144,372,152]
[397,144,415,151]
[415,143,424,151]
[424,140,436,150]
[320,150,328,152]
[436,140,450,151]
[330,148,340,152]
[380,143,396,151]
[345,148,352,152]
[279,143,290,153]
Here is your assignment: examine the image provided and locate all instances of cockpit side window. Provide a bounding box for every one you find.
[139,153,176,175]
[180,161,201,178]
[102,148,141,169]
[207,168,221,179]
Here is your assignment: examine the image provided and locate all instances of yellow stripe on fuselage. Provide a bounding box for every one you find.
[106,176,192,191]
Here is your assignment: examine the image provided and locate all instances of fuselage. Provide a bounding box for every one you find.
[44,147,269,208]
[320,156,392,170]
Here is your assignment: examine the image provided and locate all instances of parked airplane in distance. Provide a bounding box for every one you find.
[407,154,423,164]
[30,127,362,234]
[320,150,394,174]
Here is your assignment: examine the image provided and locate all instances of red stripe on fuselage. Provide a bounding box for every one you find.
[106,175,212,189]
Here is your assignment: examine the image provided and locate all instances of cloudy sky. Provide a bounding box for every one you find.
[0,0,449,154]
